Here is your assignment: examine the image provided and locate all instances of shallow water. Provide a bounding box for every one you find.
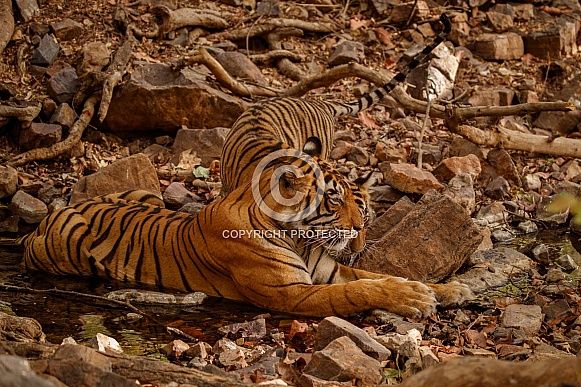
[0,245,293,357]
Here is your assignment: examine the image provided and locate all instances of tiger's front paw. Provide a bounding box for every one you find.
[381,279,438,319]
[428,281,474,308]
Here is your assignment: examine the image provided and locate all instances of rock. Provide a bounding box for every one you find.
[302,336,382,386]
[554,180,581,197]
[212,338,238,355]
[30,34,59,66]
[47,67,81,105]
[53,344,111,371]
[356,195,482,282]
[463,347,497,358]
[15,0,40,22]
[19,122,62,151]
[543,299,571,321]
[474,202,508,227]
[328,41,365,66]
[476,227,493,250]
[491,229,514,242]
[171,127,229,166]
[213,51,267,86]
[419,346,439,368]
[46,358,136,387]
[487,148,520,185]
[443,173,476,215]
[531,243,550,264]
[217,348,248,369]
[523,174,542,191]
[0,354,56,387]
[48,197,68,213]
[104,64,248,133]
[161,340,190,359]
[432,154,481,182]
[375,140,407,163]
[0,211,19,233]
[501,304,543,335]
[49,103,76,130]
[345,146,369,166]
[468,88,515,107]
[217,318,267,340]
[330,140,354,160]
[561,160,581,181]
[545,268,566,283]
[517,220,538,234]
[449,136,484,160]
[188,357,208,368]
[78,42,110,75]
[366,196,414,242]
[256,0,281,16]
[0,311,46,343]
[524,21,578,60]
[536,195,569,225]
[450,248,533,293]
[368,184,404,204]
[0,165,18,199]
[69,154,161,204]
[486,11,513,32]
[375,329,422,360]
[529,343,577,361]
[382,163,444,194]
[178,202,206,214]
[389,0,429,24]
[534,110,581,137]
[163,182,200,207]
[334,129,357,142]
[89,333,123,355]
[556,254,578,272]
[50,18,84,41]
[473,32,524,60]
[185,342,212,360]
[8,190,48,224]
[484,176,510,200]
[37,184,61,205]
[106,289,207,305]
[314,317,391,361]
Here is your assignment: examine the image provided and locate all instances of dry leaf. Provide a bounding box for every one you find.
[358,111,380,130]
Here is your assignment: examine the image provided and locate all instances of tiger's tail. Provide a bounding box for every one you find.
[335,13,452,116]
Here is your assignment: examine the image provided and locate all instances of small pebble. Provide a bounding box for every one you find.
[555,254,579,272]
[491,229,514,242]
[517,220,538,234]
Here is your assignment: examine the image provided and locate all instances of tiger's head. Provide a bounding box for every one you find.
[252,147,374,257]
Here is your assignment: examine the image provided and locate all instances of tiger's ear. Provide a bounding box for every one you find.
[354,171,375,189]
[303,137,323,158]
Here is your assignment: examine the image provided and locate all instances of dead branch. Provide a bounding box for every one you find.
[0,283,197,342]
[266,28,306,81]
[283,62,389,97]
[153,6,229,36]
[452,123,581,158]
[98,36,136,122]
[0,0,14,55]
[207,18,337,41]
[183,47,277,98]
[249,49,304,64]
[8,93,101,167]
[0,103,42,122]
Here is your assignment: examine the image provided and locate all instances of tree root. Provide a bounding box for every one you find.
[98,36,136,122]
[207,18,337,41]
[8,93,101,167]
[0,0,14,55]
[153,5,229,37]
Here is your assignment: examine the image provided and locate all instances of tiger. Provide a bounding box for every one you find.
[220,13,452,196]
[21,151,473,318]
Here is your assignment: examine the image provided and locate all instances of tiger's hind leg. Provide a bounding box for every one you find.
[21,206,104,277]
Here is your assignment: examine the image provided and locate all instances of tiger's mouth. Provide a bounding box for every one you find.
[303,228,360,255]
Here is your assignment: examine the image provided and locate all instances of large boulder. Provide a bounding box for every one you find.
[104,64,249,133]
